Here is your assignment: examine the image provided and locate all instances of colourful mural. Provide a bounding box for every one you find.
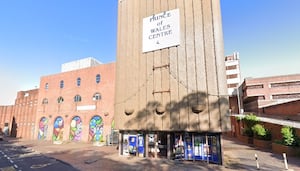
[89,115,103,142]
[53,116,64,144]
[69,116,82,141]
[38,117,48,140]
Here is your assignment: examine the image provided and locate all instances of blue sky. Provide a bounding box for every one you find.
[0,0,300,105]
[221,0,300,79]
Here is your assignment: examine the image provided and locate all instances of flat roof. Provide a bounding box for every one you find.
[61,57,102,72]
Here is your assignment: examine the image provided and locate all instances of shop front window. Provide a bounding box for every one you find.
[173,133,221,164]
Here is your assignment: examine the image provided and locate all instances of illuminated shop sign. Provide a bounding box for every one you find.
[142,8,180,52]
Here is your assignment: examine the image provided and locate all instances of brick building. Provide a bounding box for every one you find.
[13,89,39,139]
[229,74,300,146]
[0,105,14,136]
[0,58,115,144]
[262,99,300,121]
[241,74,300,115]
[35,58,115,144]
[0,89,38,139]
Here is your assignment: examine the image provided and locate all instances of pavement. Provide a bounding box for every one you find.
[2,136,300,171]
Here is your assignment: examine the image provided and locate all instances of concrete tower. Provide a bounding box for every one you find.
[115,0,229,164]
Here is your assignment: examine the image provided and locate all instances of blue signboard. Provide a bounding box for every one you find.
[128,135,137,155]
[184,136,193,160]
[138,135,144,154]
[208,136,220,163]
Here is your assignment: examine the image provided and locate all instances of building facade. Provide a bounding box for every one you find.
[0,105,14,137]
[260,99,300,122]
[115,0,229,164]
[225,52,241,96]
[0,89,38,139]
[0,58,115,144]
[241,74,300,113]
[35,58,115,144]
[225,52,242,114]
[13,89,39,139]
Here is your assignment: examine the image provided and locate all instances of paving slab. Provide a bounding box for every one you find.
[3,136,300,171]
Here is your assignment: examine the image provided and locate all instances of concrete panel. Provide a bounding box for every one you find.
[168,0,180,131]
[115,0,228,133]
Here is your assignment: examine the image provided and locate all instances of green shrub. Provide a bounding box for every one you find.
[252,124,271,140]
[244,114,259,128]
[235,115,243,121]
[241,114,259,137]
[281,126,300,146]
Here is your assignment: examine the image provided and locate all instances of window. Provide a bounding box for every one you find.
[270,81,300,88]
[226,65,237,70]
[227,83,238,88]
[247,84,263,89]
[257,96,265,100]
[96,74,101,84]
[93,93,101,101]
[42,98,48,104]
[45,83,49,90]
[77,77,81,87]
[74,95,82,102]
[60,80,64,89]
[57,96,64,104]
[272,93,300,99]
[226,74,238,79]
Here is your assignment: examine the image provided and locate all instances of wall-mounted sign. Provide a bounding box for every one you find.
[77,105,96,111]
[143,8,180,53]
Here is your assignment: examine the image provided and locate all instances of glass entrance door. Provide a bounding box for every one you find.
[157,132,167,158]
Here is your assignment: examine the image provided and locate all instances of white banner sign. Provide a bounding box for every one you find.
[143,9,180,53]
[77,105,96,111]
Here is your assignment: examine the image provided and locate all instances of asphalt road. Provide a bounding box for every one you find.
[0,140,78,171]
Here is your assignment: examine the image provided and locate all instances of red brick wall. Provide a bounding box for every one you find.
[13,89,39,139]
[230,116,300,142]
[229,96,239,114]
[0,105,14,135]
[35,63,115,142]
[263,122,283,141]
[0,89,38,139]
[263,100,300,116]
[243,74,300,101]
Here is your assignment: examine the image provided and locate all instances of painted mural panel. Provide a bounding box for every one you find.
[53,116,64,144]
[69,116,82,141]
[38,117,48,140]
[89,115,103,143]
